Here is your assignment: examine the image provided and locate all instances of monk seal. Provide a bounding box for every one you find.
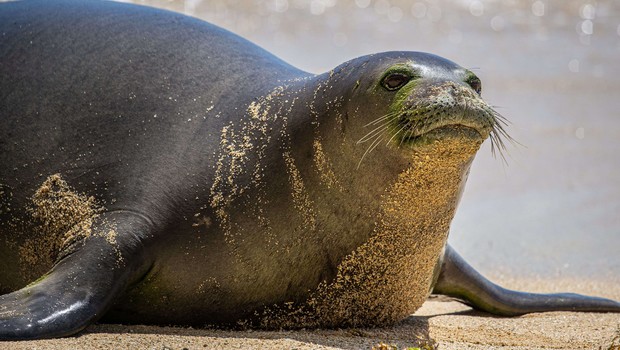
[1,0,618,340]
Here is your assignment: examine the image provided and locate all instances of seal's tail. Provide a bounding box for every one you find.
[433,245,620,315]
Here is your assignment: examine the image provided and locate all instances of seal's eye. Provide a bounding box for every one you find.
[467,76,482,95]
[382,73,410,91]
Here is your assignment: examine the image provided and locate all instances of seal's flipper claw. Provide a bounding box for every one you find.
[433,245,620,315]
[0,212,151,340]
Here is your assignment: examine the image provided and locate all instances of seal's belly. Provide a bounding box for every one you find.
[250,223,450,328]
[113,223,447,327]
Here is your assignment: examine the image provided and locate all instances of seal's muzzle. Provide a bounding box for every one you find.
[395,80,496,144]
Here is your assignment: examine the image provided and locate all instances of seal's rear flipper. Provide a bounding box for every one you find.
[433,245,620,315]
[0,212,150,340]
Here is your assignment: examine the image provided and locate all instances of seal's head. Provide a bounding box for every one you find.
[331,52,509,166]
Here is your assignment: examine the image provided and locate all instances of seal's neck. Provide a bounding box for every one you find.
[302,144,477,327]
[260,107,481,326]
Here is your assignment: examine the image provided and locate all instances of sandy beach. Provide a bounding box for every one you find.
[4,278,618,349]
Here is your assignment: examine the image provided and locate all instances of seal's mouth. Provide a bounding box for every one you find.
[401,124,484,145]
[390,103,497,148]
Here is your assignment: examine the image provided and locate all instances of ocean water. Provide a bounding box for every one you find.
[121,0,620,281]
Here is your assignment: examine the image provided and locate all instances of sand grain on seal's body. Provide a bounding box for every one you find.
[19,174,103,279]
[259,138,482,328]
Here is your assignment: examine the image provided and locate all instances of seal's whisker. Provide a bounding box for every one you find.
[494,125,511,142]
[357,132,386,169]
[491,125,508,148]
[398,129,411,148]
[493,114,518,145]
[490,135,509,165]
[399,120,419,148]
[386,122,410,146]
[368,134,385,154]
[357,124,389,144]
[489,124,513,165]
[493,111,511,127]
[357,121,392,144]
[364,111,400,127]
[487,109,520,165]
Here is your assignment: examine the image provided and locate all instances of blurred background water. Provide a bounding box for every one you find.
[118,0,620,281]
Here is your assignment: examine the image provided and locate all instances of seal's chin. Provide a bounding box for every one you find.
[402,124,486,147]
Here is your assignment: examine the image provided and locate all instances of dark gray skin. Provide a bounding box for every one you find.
[1,0,619,340]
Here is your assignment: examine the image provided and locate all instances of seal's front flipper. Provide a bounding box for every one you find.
[0,212,150,340]
[433,245,620,315]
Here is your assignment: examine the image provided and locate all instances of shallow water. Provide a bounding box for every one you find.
[121,0,620,280]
